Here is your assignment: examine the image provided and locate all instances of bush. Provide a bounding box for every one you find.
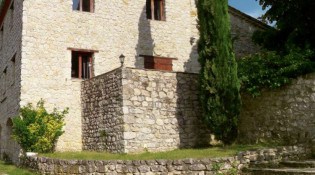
[238,48,315,96]
[12,100,68,153]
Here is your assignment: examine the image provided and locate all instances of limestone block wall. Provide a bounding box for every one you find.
[81,68,210,153]
[122,68,210,153]
[0,0,23,163]
[238,73,315,145]
[81,68,124,152]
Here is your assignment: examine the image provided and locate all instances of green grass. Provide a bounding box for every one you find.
[42,144,267,161]
[0,161,36,175]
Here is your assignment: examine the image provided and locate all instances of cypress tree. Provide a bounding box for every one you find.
[197,0,241,144]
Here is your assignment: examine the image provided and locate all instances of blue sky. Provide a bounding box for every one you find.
[228,0,266,19]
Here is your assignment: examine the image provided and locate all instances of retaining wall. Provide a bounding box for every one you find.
[25,146,310,174]
[239,73,315,145]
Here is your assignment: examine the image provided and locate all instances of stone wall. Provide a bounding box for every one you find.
[81,68,210,153]
[0,0,23,163]
[229,7,268,58]
[122,68,209,153]
[81,68,124,153]
[25,145,310,175]
[238,73,315,145]
[19,0,200,152]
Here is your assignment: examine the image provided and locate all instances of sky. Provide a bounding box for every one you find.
[228,0,266,19]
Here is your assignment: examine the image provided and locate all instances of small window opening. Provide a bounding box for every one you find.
[73,0,94,12]
[3,67,7,74]
[11,54,16,85]
[71,51,93,79]
[146,0,165,21]
[11,54,16,63]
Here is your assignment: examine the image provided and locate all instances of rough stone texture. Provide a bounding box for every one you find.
[81,68,124,152]
[24,145,311,175]
[238,73,315,146]
[1,0,268,161]
[17,0,202,153]
[229,7,269,58]
[0,0,23,163]
[122,68,210,153]
[81,67,210,153]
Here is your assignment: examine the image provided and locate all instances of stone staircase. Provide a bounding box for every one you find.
[244,160,315,175]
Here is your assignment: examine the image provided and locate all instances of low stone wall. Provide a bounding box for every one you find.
[25,146,310,175]
[81,68,124,152]
[238,73,315,145]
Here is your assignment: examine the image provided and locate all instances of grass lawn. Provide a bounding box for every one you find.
[42,144,267,161]
[0,161,36,175]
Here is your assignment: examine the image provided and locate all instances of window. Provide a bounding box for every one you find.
[73,0,94,12]
[71,51,93,79]
[146,0,165,21]
[143,55,174,71]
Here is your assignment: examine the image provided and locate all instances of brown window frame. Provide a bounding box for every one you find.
[146,0,165,21]
[69,48,98,79]
[72,0,94,13]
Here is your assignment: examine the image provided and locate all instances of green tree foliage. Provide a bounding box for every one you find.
[253,0,315,52]
[238,48,315,96]
[197,0,241,144]
[12,100,68,153]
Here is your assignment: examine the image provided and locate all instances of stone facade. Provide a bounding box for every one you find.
[0,0,23,163]
[0,0,268,162]
[238,73,315,145]
[18,0,202,153]
[25,145,310,174]
[81,68,210,153]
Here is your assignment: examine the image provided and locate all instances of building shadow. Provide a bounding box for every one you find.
[175,72,211,148]
[135,5,154,68]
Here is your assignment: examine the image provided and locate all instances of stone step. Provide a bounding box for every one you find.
[245,168,315,175]
[280,161,315,168]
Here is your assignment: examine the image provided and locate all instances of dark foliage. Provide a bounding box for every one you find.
[197,0,241,144]
[238,48,315,96]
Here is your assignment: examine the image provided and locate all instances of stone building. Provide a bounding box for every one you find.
[0,0,267,162]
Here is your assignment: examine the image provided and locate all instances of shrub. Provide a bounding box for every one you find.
[12,100,68,153]
[238,48,315,96]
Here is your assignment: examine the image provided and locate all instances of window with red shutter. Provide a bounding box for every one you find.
[143,55,175,71]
